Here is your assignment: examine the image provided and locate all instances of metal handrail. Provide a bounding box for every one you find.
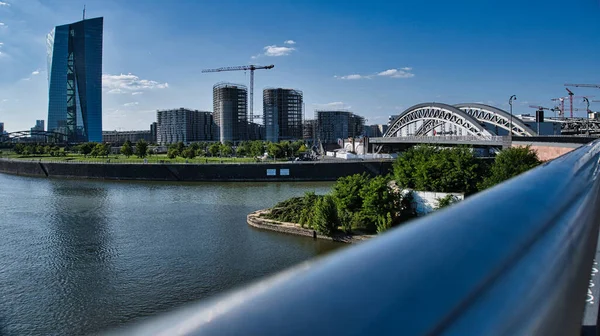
[109,140,600,335]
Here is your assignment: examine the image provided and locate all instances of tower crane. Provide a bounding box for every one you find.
[551,91,594,118]
[565,84,600,89]
[202,64,275,125]
[529,105,561,118]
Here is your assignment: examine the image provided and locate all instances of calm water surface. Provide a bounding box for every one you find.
[0,173,341,335]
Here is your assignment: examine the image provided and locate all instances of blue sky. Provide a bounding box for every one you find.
[0,0,599,131]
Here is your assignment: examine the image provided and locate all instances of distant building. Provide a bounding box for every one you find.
[47,17,103,142]
[30,120,45,141]
[263,88,303,142]
[213,83,248,143]
[388,115,399,126]
[248,122,265,141]
[364,124,389,137]
[0,122,4,134]
[102,130,154,145]
[156,108,216,145]
[150,122,158,143]
[316,110,365,144]
[302,119,317,143]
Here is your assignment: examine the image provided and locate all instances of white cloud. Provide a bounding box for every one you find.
[377,68,415,78]
[123,102,139,107]
[336,67,415,80]
[314,101,352,110]
[0,42,3,46]
[284,40,296,45]
[102,73,169,94]
[334,74,368,80]
[0,2,10,6]
[0,23,5,26]
[131,91,143,96]
[31,70,40,75]
[263,45,295,57]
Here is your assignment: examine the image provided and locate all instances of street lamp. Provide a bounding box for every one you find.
[583,97,590,136]
[509,95,517,139]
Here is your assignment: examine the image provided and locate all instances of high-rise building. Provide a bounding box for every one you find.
[47,17,103,142]
[0,122,5,134]
[302,119,317,143]
[30,120,45,141]
[213,83,247,143]
[263,88,303,142]
[316,110,365,144]
[150,122,158,143]
[102,130,154,145]
[156,108,216,145]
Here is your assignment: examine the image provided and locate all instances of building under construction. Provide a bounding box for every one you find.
[156,108,216,145]
[213,82,248,143]
[316,110,365,144]
[263,88,303,142]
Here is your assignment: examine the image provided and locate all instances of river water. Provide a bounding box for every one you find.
[0,173,341,335]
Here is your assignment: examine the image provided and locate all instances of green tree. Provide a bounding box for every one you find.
[249,141,265,157]
[236,146,247,157]
[120,140,133,157]
[175,141,185,154]
[220,143,233,156]
[479,146,541,190]
[182,148,196,159]
[376,212,394,233]
[267,142,283,158]
[167,148,178,159]
[311,195,339,236]
[360,175,397,231]
[78,143,93,157]
[331,173,371,213]
[435,194,460,209]
[208,143,220,157]
[136,139,148,158]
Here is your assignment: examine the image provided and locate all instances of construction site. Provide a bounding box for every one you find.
[263,88,303,142]
[212,82,248,143]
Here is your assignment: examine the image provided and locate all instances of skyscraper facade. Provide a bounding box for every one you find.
[263,88,303,142]
[47,17,103,142]
[0,122,4,134]
[316,110,365,144]
[213,83,248,143]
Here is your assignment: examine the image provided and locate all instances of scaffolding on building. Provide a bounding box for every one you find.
[263,88,303,142]
[213,82,248,143]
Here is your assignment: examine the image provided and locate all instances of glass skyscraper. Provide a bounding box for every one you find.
[47,17,103,142]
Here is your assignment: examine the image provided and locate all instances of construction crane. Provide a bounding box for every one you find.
[565,84,600,89]
[201,64,275,124]
[529,105,561,118]
[551,91,595,118]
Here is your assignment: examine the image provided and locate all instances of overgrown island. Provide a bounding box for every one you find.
[256,145,541,239]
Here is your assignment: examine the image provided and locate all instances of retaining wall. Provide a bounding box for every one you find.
[0,159,393,182]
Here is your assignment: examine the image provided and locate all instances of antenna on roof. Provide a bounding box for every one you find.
[83,5,86,20]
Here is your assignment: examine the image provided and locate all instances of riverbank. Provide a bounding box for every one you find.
[247,209,374,243]
[0,158,392,182]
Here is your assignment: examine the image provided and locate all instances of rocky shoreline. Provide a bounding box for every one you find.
[247,209,374,244]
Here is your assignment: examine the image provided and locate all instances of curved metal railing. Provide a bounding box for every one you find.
[109,140,600,336]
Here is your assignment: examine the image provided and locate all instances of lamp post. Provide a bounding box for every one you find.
[583,97,590,136]
[509,95,517,140]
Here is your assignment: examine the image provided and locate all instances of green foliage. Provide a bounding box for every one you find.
[311,195,339,236]
[267,142,283,158]
[360,175,397,231]
[120,140,133,157]
[479,146,541,190]
[77,143,94,156]
[182,148,196,159]
[393,145,482,194]
[376,212,394,233]
[331,173,370,213]
[435,194,460,209]
[208,143,220,157]
[136,139,148,158]
[249,141,265,157]
[167,148,178,159]
[90,143,109,158]
[220,143,233,156]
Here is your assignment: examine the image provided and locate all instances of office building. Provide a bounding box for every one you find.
[213,83,247,143]
[263,88,303,142]
[0,122,5,134]
[302,119,317,143]
[150,122,158,143]
[47,17,103,142]
[102,130,154,145]
[316,110,365,144]
[248,122,265,141]
[156,108,216,145]
[30,120,45,141]
[364,124,388,137]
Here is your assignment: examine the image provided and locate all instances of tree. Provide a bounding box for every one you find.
[78,143,93,157]
[311,195,339,236]
[236,146,247,157]
[435,194,460,209]
[182,148,196,159]
[331,173,371,213]
[136,139,148,158]
[360,175,397,231]
[267,142,283,158]
[220,143,233,156]
[208,143,220,157]
[250,141,265,157]
[120,140,133,157]
[479,146,541,190]
[167,148,178,159]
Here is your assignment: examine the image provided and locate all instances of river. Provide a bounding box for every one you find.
[0,173,341,335]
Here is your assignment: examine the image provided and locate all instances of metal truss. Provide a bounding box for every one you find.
[0,130,68,143]
[415,119,446,136]
[384,103,493,138]
[454,103,537,136]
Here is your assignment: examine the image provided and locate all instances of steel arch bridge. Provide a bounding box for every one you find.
[454,103,536,136]
[0,130,68,143]
[384,103,494,138]
[384,102,537,138]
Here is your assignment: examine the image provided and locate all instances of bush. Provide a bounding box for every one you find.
[311,195,338,236]
[435,194,460,209]
[479,146,541,190]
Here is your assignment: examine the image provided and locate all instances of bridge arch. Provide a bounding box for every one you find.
[384,103,493,138]
[454,103,537,136]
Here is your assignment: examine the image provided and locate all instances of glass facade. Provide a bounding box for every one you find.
[47,17,103,142]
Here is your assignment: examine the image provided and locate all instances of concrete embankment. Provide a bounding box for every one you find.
[247,210,373,244]
[0,159,393,182]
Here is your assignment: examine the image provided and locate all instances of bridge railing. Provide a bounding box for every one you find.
[371,135,508,143]
[108,140,600,336]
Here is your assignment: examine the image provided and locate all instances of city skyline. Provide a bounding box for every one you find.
[0,0,599,132]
